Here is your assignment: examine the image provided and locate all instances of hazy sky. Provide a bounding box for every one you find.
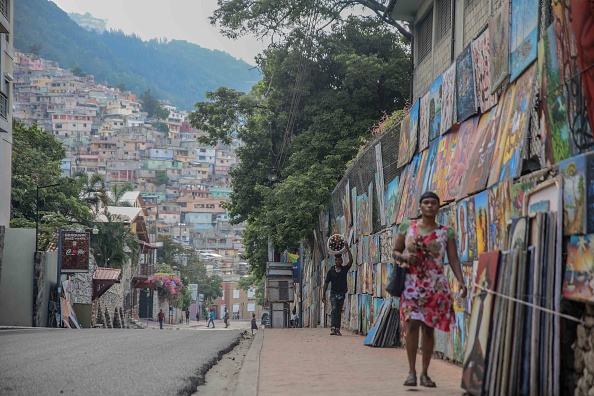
[51,0,267,65]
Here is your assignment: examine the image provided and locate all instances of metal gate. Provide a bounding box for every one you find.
[138,289,153,318]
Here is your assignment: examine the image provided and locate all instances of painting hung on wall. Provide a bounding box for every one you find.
[342,180,352,227]
[397,113,412,168]
[351,186,357,241]
[366,182,374,235]
[421,139,440,197]
[396,164,412,224]
[408,99,420,161]
[563,234,594,302]
[456,45,478,123]
[489,0,510,91]
[429,74,443,143]
[460,108,499,198]
[410,149,430,218]
[466,196,479,260]
[510,181,536,219]
[446,117,478,202]
[487,83,516,187]
[587,153,594,234]
[441,63,456,135]
[385,176,400,226]
[419,92,431,151]
[560,154,587,235]
[402,154,423,222]
[487,182,510,251]
[375,144,386,226]
[474,190,489,256]
[355,191,367,239]
[489,63,537,186]
[471,28,498,112]
[509,0,539,82]
[432,132,458,200]
[457,199,470,261]
[569,0,594,136]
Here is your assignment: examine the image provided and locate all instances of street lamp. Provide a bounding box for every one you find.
[36,182,61,252]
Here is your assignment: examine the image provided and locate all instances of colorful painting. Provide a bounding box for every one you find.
[441,63,456,135]
[466,196,479,260]
[404,153,423,219]
[408,99,420,161]
[471,28,498,112]
[560,154,587,235]
[396,165,412,224]
[446,117,478,201]
[355,192,367,239]
[457,199,470,261]
[489,0,510,92]
[456,45,478,123]
[409,149,430,218]
[381,262,389,298]
[373,234,380,263]
[474,191,489,256]
[563,234,594,302]
[397,113,412,168]
[569,0,594,137]
[487,83,517,187]
[419,91,431,151]
[490,63,537,186]
[431,133,458,200]
[510,181,536,219]
[342,180,352,227]
[421,138,440,196]
[462,251,500,395]
[429,74,443,142]
[509,0,539,82]
[459,107,499,198]
[385,176,400,226]
[367,182,374,235]
[487,183,509,251]
[587,153,594,234]
[351,186,357,241]
[375,144,386,226]
[373,264,380,296]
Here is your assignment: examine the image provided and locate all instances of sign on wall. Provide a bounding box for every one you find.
[59,231,90,273]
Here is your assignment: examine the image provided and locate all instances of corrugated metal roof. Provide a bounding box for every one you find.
[93,267,121,281]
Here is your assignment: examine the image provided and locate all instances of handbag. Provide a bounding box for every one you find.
[385,264,407,297]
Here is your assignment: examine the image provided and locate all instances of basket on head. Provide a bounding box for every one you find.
[327,234,347,255]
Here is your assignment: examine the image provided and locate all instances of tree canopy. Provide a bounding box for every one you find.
[190,18,410,277]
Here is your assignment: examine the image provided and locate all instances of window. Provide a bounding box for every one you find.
[233,289,240,299]
[247,288,255,298]
[417,9,433,64]
[247,303,255,312]
[436,0,452,42]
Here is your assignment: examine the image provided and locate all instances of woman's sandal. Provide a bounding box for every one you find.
[403,374,417,386]
[420,375,436,387]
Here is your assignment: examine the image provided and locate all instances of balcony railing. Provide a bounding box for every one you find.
[0,0,8,21]
[0,91,7,121]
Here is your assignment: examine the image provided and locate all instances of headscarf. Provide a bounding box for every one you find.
[419,191,440,203]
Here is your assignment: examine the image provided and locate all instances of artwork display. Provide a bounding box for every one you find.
[429,74,443,142]
[408,100,420,162]
[456,45,478,123]
[385,176,400,226]
[447,117,478,202]
[509,0,539,81]
[441,63,456,135]
[397,113,412,168]
[375,144,386,226]
[466,196,479,260]
[432,132,458,200]
[471,28,498,112]
[457,199,469,261]
[563,234,594,302]
[489,0,510,91]
[473,190,489,256]
[560,154,587,235]
[419,92,431,151]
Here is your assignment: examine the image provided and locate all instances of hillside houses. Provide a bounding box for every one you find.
[13,51,246,276]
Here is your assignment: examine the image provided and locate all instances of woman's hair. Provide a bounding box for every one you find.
[419,191,440,203]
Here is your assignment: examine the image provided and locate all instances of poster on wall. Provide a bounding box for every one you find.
[59,231,90,273]
[488,0,510,92]
[456,45,478,123]
[471,28,498,112]
[440,63,457,135]
[509,0,539,82]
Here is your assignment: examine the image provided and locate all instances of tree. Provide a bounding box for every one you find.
[155,170,169,186]
[140,89,160,118]
[91,213,139,268]
[210,0,412,42]
[71,66,86,77]
[116,82,127,92]
[190,18,410,275]
[108,182,134,206]
[153,105,170,121]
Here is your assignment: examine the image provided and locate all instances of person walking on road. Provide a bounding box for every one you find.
[251,312,258,335]
[157,309,165,330]
[322,244,353,336]
[207,308,216,328]
[392,191,467,388]
[185,309,190,324]
[223,308,229,328]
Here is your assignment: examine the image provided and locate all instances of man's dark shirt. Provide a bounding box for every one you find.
[325,266,348,295]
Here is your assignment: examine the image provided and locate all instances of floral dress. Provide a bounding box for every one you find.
[399,220,456,332]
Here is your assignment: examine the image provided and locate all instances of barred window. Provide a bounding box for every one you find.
[417,9,433,64]
[436,0,452,42]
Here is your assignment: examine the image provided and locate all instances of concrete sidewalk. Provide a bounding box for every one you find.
[235,327,465,396]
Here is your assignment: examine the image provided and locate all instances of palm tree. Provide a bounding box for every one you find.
[91,212,139,268]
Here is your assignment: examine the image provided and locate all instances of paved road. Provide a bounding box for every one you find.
[0,327,242,396]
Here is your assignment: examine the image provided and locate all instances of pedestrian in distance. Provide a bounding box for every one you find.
[185,309,190,324]
[322,244,353,336]
[251,312,258,335]
[223,308,229,328]
[207,308,215,328]
[157,309,165,330]
[196,311,200,322]
[392,191,467,388]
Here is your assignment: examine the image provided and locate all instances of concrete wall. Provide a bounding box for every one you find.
[0,228,36,326]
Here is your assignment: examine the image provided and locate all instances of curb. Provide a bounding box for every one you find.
[232,329,264,396]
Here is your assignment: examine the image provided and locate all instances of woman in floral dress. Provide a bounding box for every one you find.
[392,191,467,388]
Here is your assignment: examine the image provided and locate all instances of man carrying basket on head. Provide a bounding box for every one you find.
[322,241,353,336]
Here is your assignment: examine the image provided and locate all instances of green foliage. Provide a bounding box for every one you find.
[191,18,410,275]
[237,275,265,305]
[14,0,260,109]
[91,213,139,268]
[71,65,86,77]
[155,170,169,186]
[108,182,134,206]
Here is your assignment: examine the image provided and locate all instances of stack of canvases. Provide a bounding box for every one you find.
[363,297,402,348]
[461,178,563,396]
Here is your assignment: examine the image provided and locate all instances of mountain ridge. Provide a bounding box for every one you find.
[14,0,260,109]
